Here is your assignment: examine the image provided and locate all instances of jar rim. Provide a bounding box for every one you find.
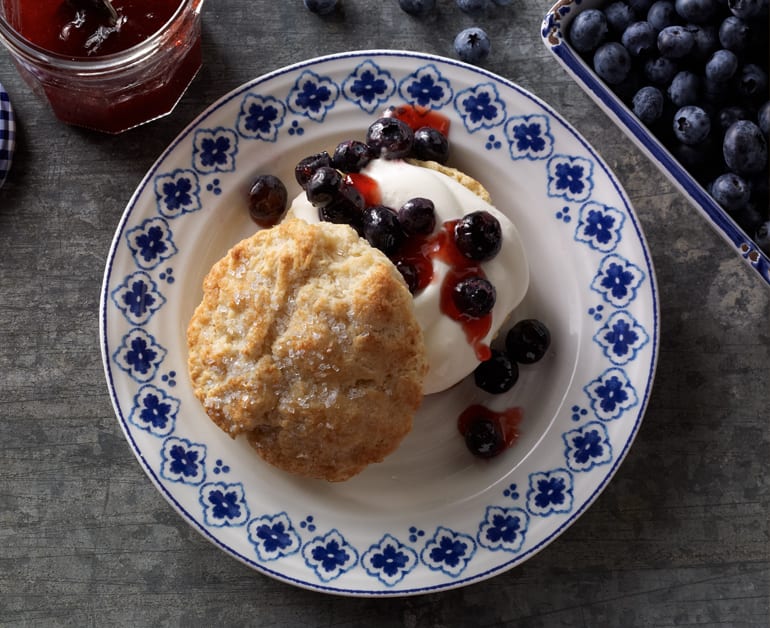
[0,0,202,72]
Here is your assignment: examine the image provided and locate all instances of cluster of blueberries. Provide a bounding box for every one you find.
[568,0,769,254]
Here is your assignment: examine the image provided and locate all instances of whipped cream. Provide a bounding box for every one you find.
[289,158,529,395]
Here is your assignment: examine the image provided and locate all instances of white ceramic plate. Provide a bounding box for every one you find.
[100,50,659,596]
[541,0,770,288]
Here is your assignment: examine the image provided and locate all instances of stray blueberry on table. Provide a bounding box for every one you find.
[474,350,519,394]
[673,105,711,145]
[593,42,632,84]
[568,9,609,53]
[456,0,488,14]
[454,27,491,64]
[452,276,496,318]
[398,0,435,16]
[506,319,551,364]
[303,0,337,15]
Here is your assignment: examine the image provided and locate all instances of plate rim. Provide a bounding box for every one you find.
[99,49,661,596]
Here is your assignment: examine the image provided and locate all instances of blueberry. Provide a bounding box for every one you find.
[667,70,700,107]
[506,319,551,364]
[717,105,753,135]
[647,0,678,31]
[728,0,766,18]
[633,86,665,125]
[331,140,372,173]
[643,56,679,85]
[473,350,519,394]
[737,64,768,102]
[452,276,496,318]
[705,49,739,83]
[593,42,632,85]
[756,221,770,256]
[454,211,502,261]
[709,173,751,211]
[412,126,450,163]
[569,9,609,53]
[464,417,505,458]
[674,0,718,24]
[306,166,343,206]
[454,27,491,64]
[295,151,332,188]
[657,25,695,58]
[629,0,655,14]
[248,175,288,227]
[673,105,711,145]
[303,0,337,15]
[395,260,420,293]
[398,0,435,15]
[605,1,637,34]
[622,21,658,56]
[318,183,364,225]
[366,117,414,159]
[456,0,488,14]
[758,102,770,138]
[718,16,750,52]
[361,205,405,255]
[723,120,768,175]
[398,197,436,235]
[688,24,719,61]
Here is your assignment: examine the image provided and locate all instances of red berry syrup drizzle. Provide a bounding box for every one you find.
[385,104,451,137]
[458,404,523,453]
[345,172,381,207]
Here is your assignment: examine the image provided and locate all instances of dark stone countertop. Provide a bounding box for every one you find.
[0,1,767,625]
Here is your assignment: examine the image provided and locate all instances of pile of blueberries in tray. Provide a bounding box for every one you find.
[568,0,769,254]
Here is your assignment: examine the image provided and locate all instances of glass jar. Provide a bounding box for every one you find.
[0,0,204,133]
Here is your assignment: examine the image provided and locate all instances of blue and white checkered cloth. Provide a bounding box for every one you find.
[0,81,15,190]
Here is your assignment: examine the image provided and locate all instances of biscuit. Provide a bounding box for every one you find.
[187,217,428,481]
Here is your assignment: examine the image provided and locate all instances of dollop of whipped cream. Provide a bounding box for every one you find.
[289,158,529,395]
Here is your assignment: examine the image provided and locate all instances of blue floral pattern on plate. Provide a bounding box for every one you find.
[100,51,658,596]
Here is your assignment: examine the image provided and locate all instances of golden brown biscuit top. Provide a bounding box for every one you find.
[187,217,428,481]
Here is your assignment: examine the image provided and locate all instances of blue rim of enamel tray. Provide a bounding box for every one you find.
[0,81,15,189]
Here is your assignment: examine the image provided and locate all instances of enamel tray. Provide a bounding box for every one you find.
[542,0,770,287]
[100,50,659,596]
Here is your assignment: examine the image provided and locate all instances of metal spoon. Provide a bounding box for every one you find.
[66,0,119,25]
